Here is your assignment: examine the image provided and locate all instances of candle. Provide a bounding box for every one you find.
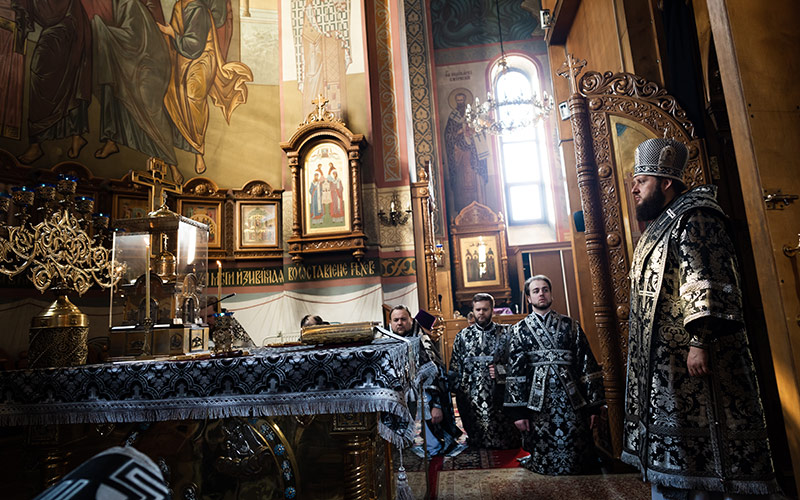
[216,260,222,313]
[145,237,151,320]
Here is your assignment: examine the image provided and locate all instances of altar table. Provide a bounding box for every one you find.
[0,337,419,499]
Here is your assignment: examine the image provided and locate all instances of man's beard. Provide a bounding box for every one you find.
[476,316,493,328]
[532,299,552,313]
[635,188,666,221]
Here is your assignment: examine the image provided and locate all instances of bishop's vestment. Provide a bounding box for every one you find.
[505,310,604,474]
[448,322,520,449]
[623,185,778,494]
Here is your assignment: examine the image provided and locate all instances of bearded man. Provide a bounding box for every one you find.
[449,293,519,449]
[504,275,604,475]
[390,305,461,457]
[624,138,779,499]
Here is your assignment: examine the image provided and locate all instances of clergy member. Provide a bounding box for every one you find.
[390,305,461,457]
[625,138,779,498]
[449,293,519,449]
[504,275,604,475]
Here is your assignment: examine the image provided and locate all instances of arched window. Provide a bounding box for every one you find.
[492,56,552,226]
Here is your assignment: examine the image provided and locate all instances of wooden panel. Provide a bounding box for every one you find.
[708,0,800,484]
[529,250,568,316]
[566,0,624,74]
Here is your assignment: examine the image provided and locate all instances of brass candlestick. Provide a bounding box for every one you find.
[0,175,124,368]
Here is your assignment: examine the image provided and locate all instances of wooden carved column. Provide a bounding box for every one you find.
[561,57,625,456]
[411,162,443,336]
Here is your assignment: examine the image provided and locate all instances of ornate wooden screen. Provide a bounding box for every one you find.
[567,70,710,455]
[280,97,367,263]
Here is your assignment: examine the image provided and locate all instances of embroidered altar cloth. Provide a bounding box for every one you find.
[0,338,417,446]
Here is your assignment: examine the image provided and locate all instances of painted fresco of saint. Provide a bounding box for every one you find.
[309,169,323,224]
[328,163,343,222]
[14,0,92,164]
[296,0,350,115]
[158,0,253,175]
[88,0,178,169]
[0,1,25,141]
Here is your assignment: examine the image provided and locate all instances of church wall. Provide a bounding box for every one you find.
[0,0,422,365]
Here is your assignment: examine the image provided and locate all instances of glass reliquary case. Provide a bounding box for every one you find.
[109,212,210,357]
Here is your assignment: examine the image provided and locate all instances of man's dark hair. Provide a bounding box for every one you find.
[524,275,552,297]
[390,305,411,317]
[300,314,324,328]
[472,293,495,308]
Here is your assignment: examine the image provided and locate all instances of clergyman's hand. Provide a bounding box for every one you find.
[514,419,530,432]
[589,414,598,430]
[687,346,710,377]
[430,407,443,424]
[488,364,496,379]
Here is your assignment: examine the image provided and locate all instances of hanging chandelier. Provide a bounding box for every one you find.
[464,0,554,135]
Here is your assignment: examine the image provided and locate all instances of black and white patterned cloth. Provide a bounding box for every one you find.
[0,338,418,446]
[504,311,605,475]
[625,185,779,494]
[448,321,520,449]
[34,446,169,500]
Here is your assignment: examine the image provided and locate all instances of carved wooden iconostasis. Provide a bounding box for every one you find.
[449,201,512,309]
[563,63,711,456]
[281,98,367,263]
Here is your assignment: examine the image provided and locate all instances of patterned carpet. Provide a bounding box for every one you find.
[393,398,650,499]
[435,469,650,500]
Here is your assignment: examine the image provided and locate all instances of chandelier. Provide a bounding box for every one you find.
[464,0,554,135]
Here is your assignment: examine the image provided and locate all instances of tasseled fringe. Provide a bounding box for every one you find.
[621,452,781,496]
[395,448,414,500]
[0,392,417,447]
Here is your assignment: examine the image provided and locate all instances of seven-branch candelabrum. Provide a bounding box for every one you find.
[464,92,554,135]
[0,176,124,296]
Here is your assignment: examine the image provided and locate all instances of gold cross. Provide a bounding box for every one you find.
[132,157,183,214]
[312,94,328,119]
[556,53,587,95]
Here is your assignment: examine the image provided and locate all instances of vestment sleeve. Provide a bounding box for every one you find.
[447,330,465,391]
[573,321,605,408]
[493,324,511,384]
[504,323,531,408]
[677,210,744,346]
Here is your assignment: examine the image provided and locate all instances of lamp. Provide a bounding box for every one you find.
[464,0,554,135]
[378,192,411,226]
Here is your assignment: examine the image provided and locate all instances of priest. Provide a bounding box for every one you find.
[390,305,461,457]
[504,275,604,474]
[448,293,519,449]
[625,138,779,498]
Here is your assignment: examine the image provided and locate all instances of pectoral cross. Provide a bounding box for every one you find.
[556,53,587,95]
[132,157,183,214]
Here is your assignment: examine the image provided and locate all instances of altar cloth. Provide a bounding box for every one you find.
[0,337,418,446]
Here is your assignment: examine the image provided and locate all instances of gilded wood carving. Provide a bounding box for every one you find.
[280,97,367,262]
[566,69,710,457]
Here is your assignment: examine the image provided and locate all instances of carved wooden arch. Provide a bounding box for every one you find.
[568,70,711,457]
[280,103,367,262]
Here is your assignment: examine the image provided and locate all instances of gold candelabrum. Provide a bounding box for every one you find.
[0,175,123,368]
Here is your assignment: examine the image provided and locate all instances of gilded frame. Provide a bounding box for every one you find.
[280,99,366,262]
[112,194,148,221]
[236,200,280,251]
[178,199,223,248]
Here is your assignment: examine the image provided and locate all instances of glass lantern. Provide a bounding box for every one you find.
[109,212,210,357]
